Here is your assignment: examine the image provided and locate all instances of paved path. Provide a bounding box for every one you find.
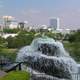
[0,70,7,77]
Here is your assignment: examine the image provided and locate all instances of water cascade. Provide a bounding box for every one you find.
[16,36,78,80]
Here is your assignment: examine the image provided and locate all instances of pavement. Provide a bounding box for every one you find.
[0,70,7,77]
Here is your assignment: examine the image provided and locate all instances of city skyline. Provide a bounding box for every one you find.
[0,0,80,29]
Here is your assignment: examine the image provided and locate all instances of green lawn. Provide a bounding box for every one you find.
[0,71,30,80]
[0,48,18,61]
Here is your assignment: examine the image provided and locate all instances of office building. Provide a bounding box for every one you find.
[49,18,60,30]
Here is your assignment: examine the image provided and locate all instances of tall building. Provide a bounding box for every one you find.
[3,16,14,29]
[49,18,60,30]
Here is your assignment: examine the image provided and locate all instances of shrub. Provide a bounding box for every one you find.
[6,34,34,48]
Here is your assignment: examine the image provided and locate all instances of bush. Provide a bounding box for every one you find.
[6,33,34,48]
[0,71,30,80]
[0,37,7,51]
[3,29,20,33]
[64,42,80,62]
[68,30,80,42]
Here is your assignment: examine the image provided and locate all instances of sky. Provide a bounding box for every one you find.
[0,0,80,29]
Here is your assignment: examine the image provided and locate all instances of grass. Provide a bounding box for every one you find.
[0,48,18,61]
[0,71,30,80]
[1,49,18,53]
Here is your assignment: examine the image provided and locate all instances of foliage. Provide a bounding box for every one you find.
[64,30,80,62]
[0,71,30,80]
[0,37,5,44]
[63,34,70,41]
[6,33,34,48]
[3,29,20,33]
[0,49,17,61]
[45,32,64,40]
[6,36,15,48]
[0,37,7,50]
[0,29,80,62]
[64,42,80,62]
[45,32,56,39]
[68,30,80,42]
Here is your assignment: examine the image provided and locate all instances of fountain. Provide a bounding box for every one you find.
[16,36,78,80]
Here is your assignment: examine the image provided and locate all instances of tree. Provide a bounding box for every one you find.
[6,33,34,48]
[6,36,15,48]
[68,30,80,42]
[0,36,7,50]
[3,28,20,33]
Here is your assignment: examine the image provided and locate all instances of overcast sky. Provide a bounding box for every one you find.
[0,0,80,29]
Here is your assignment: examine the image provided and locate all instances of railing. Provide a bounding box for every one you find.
[31,73,80,80]
[0,62,22,72]
[72,73,80,80]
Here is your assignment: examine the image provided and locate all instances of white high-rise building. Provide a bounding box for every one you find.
[3,16,14,29]
[49,18,60,30]
[9,22,18,29]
